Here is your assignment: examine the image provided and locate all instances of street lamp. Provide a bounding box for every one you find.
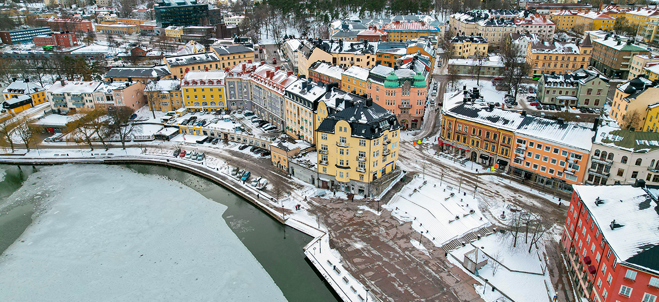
[483,279,489,294]
[365,288,369,302]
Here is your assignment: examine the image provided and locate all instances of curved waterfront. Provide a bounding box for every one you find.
[0,164,339,302]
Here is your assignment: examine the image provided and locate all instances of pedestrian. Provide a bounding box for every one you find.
[257,194,259,199]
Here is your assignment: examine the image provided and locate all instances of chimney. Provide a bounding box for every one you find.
[592,118,599,132]
[521,110,527,116]
[287,70,293,77]
[24,78,29,83]
[248,59,252,63]
[12,78,16,82]
[242,64,246,72]
[366,98,373,107]
[260,61,265,66]
[275,66,280,72]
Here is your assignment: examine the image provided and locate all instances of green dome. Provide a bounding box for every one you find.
[413,72,426,88]
[384,72,399,88]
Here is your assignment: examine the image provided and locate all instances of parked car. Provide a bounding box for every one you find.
[244,110,254,117]
[197,152,205,161]
[264,125,277,132]
[238,144,249,150]
[241,171,251,182]
[173,149,181,157]
[250,146,259,152]
[185,151,193,159]
[549,104,556,110]
[529,87,536,94]
[236,169,245,178]
[542,105,549,110]
[256,121,268,128]
[191,153,198,160]
[257,178,267,190]
[231,167,239,176]
[179,150,187,158]
[535,105,543,110]
[251,177,262,187]
[529,102,539,106]
[261,150,271,157]
[259,123,272,129]
[212,138,219,144]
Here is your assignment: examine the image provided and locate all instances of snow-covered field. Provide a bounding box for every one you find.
[0,165,286,302]
[384,176,490,246]
[448,232,555,302]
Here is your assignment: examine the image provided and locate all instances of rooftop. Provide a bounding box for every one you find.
[541,68,608,87]
[309,61,344,80]
[212,45,254,56]
[381,20,441,32]
[451,34,488,44]
[104,66,171,79]
[47,81,103,94]
[594,37,650,52]
[164,52,220,67]
[145,79,180,93]
[574,185,659,273]
[2,80,44,95]
[182,70,226,83]
[284,78,327,103]
[594,126,659,152]
[343,65,370,81]
[530,41,582,54]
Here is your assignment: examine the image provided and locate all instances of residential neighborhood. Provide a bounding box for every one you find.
[0,1,658,302]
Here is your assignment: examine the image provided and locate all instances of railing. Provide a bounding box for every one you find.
[648,166,659,173]
[71,96,84,101]
[384,139,391,145]
[336,141,349,147]
[356,156,366,162]
[319,160,328,166]
[319,149,328,155]
[382,148,390,156]
[398,104,412,109]
[591,157,612,165]
[588,168,609,177]
[356,167,366,173]
[72,102,85,107]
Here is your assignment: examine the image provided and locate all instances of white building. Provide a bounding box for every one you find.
[282,39,301,71]
[224,15,245,26]
[586,125,659,185]
[514,13,555,42]
[47,80,104,112]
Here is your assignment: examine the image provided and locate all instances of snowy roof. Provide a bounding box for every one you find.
[514,13,555,26]
[317,90,400,139]
[270,139,312,152]
[182,70,226,82]
[530,41,582,54]
[3,95,31,107]
[164,52,219,67]
[284,78,326,103]
[516,118,594,151]
[284,39,301,51]
[626,8,659,17]
[541,68,608,87]
[251,65,297,91]
[343,66,370,81]
[574,185,659,272]
[2,80,44,95]
[616,76,655,100]
[551,10,579,16]
[33,113,83,126]
[594,126,659,152]
[176,41,205,55]
[331,30,359,38]
[212,45,253,56]
[145,79,180,93]
[382,21,441,33]
[47,81,102,94]
[357,27,387,36]
[576,11,615,20]
[308,62,344,80]
[104,66,171,79]
[594,38,650,52]
[451,35,488,44]
[449,56,504,68]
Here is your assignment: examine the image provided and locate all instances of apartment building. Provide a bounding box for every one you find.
[550,10,579,31]
[32,32,78,48]
[95,81,147,110]
[2,79,47,111]
[590,36,650,79]
[154,0,209,28]
[381,20,441,42]
[341,65,370,96]
[357,26,387,42]
[211,45,255,69]
[624,7,659,27]
[47,80,103,111]
[514,14,555,42]
[561,185,659,302]
[104,66,172,84]
[225,61,258,111]
[163,52,221,79]
[308,61,343,84]
[524,2,592,14]
[644,102,659,133]
[586,127,659,186]
[34,18,93,33]
[145,79,182,112]
[297,40,376,76]
[537,68,610,108]
[95,24,140,35]
[316,90,400,195]
[0,27,51,44]
[284,78,327,144]
[450,35,488,58]
[249,64,297,130]
[628,54,659,80]
[610,77,659,129]
[527,36,592,76]
[181,70,227,112]
[574,12,615,31]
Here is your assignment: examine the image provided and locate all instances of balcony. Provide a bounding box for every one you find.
[398,104,412,109]
[71,96,84,102]
[319,160,328,166]
[72,102,85,108]
[382,148,391,156]
[53,102,67,107]
[52,96,65,101]
[589,168,610,178]
[336,141,349,147]
[319,149,328,155]
[357,167,366,173]
[384,138,391,145]
[591,157,612,166]
[648,166,659,173]
[356,156,366,162]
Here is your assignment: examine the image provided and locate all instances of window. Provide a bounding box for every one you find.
[602,288,607,299]
[529,141,535,147]
[537,143,543,150]
[625,269,637,281]
[643,293,657,302]
[553,147,559,154]
[622,156,628,164]
[620,285,633,297]
[618,169,625,177]
[650,277,659,288]
[359,140,366,147]
[607,273,612,284]
[632,171,639,178]
[636,158,643,166]
[321,134,327,140]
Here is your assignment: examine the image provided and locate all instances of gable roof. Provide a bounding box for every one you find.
[104,66,171,79]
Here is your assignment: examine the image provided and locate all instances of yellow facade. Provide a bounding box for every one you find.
[440,115,515,163]
[527,42,592,76]
[146,90,183,112]
[341,73,368,96]
[647,67,659,81]
[611,82,659,129]
[285,98,315,143]
[624,10,653,27]
[95,24,140,35]
[4,90,46,106]
[315,100,400,188]
[452,40,488,58]
[386,30,436,42]
[642,103,659,132]
[165,26,183,40]
[550,12,578,31]
[212,48,255,69]
[5,102,32,114]
[574,13,615,31]
[181,71,227,112]
[333,52,376,69]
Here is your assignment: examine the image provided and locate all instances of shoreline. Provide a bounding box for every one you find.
[0,152,369,302]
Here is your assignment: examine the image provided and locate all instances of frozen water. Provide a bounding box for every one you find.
[0,165,286,302]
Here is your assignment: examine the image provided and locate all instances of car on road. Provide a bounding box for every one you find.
[238,144,249,150]
[254,148,265,155]
[529,87,536,94]
[179,150,186,158]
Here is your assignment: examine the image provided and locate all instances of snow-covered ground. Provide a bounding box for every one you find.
[384,175,490,246]
[448,232,555,302]
[0,165,286,301]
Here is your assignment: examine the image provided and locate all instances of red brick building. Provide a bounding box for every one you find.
[33,32,79,48]
[35,18,93,33]
[130,46,147,57]
[561,185,659,302]
[357,26,388,42]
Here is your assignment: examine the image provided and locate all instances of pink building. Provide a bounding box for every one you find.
[515,14,555,42]
[95,81,147,110]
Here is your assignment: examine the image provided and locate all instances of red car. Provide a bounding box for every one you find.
[529,102,540,106]
[179,150,186,158]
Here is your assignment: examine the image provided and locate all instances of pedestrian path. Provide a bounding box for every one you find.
[441,225,496,252]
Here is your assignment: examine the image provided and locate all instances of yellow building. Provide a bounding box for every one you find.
[315,90,400,195]
[163,52,221,79]
[642,17,659,43]
[450,35,488,58]
[527,36,592,76]
[116,18,147,25]
[181,71,227,112]
[298,42,334,77]
[341,66,369,96]
[145,79,182,112]
[550,10,579,31]
[611,76,659,130]
[165,26,184,40]
[95,23,140,35]
[2,80,47,108]
[624,8,659,27]
[211,45,255,69]
[381,21,441,42]
[574,12,615,31]
[642,102,659,132]
[645,64,659,81]
[284,78,326,144]
[628,55,659,80]
[3,95,33,114]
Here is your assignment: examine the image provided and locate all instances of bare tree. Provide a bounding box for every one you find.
[447,66,460,92]
[67,109,108,150]
[0,118,18,153]
[527,217,549,253]
[490,251,503,276]
[500,35,531,101]
[87,109,111,150]
[510,211,524,248]
[622,110,641,130]
[14,117,39,152]
[108,106,137,150]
